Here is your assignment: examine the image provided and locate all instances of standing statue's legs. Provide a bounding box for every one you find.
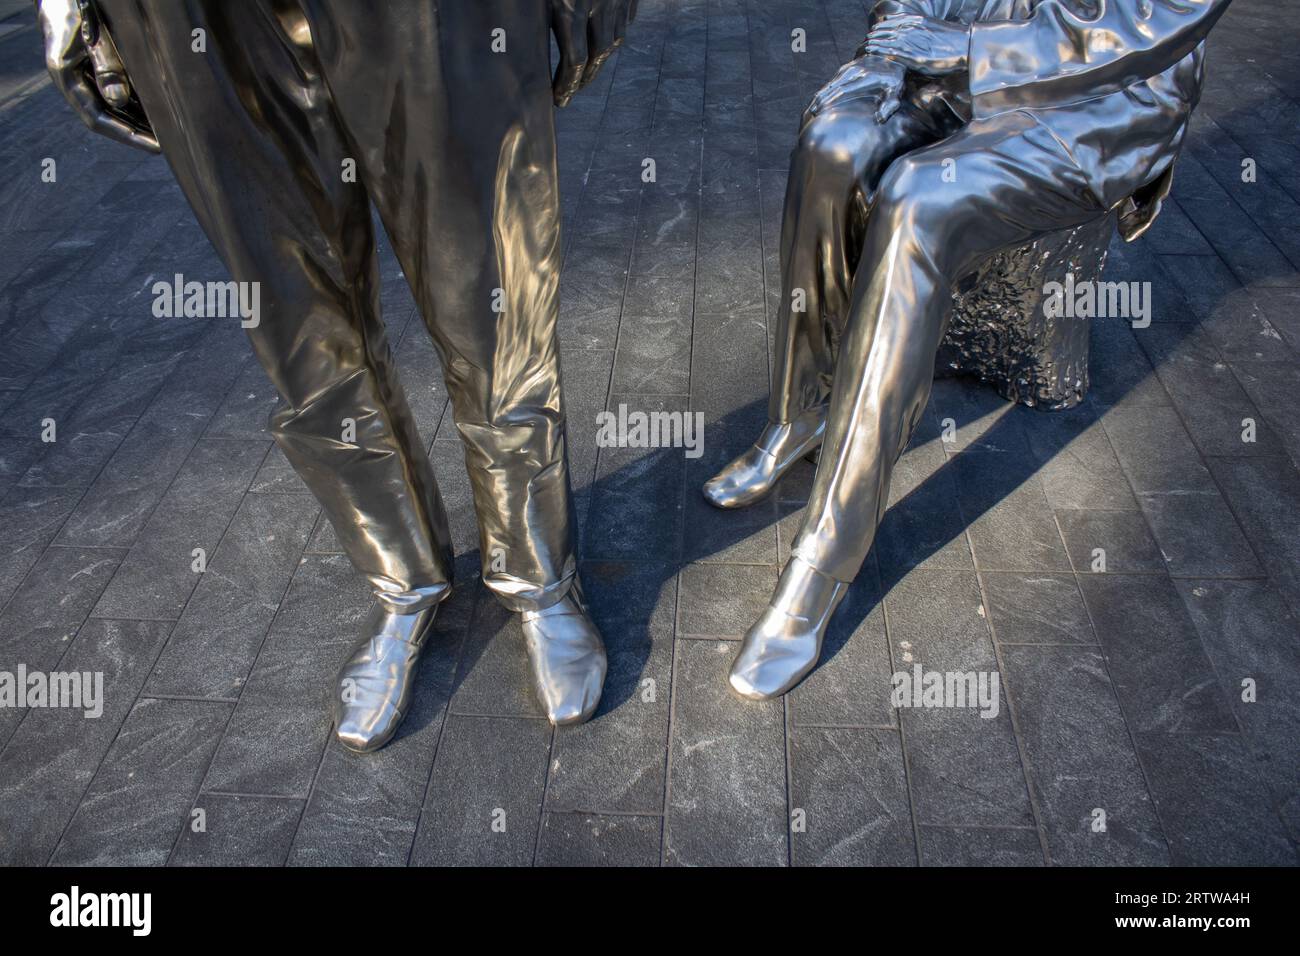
[305,0,604,724]
[99,0,456,749]
[103,0,605,732]
[731,113,1108,700]
[704,96,952,508]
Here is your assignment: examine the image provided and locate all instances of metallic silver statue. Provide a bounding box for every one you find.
[39,0,636,750]
[707,0,1234,701]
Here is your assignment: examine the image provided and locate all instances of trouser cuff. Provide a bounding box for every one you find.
[372,580,453,614]
[790,536,858,586]
[484,558,578,614]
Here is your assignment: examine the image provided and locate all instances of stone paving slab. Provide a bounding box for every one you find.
[0,0,1296,866]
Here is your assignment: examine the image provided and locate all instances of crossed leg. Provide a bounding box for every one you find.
[729,109,1108,699]
[704,77,955,508]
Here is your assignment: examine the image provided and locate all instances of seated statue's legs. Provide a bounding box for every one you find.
[705,93,950,509]
[730,112,1108,700]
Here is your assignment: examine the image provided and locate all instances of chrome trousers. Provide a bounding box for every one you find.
[100,0,577,613]
[776,94,1108,583]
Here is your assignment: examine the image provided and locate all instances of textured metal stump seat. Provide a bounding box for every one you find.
[935,212,1117,410]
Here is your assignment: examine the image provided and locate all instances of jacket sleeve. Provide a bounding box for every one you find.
[968,0,1232,117]
[868,0,985,30]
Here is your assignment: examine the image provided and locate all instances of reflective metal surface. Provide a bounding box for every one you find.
[520,580,607,725]
[36,0,159,152]
[42,0,635,744]
[729,557,847,701]
[334,604,437,754]
[703,407,825,509]
[711,0,1232,699]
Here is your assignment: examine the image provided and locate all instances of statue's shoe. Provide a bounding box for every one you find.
[729,557,847,701]
[333,603,438,753]
[521,584,607,726]
[702,408,826,509]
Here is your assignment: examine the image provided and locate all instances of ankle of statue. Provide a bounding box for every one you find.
[761,408,827,456]
[787,550,854,589]
[516,572,587,622]
[373,580,452,615]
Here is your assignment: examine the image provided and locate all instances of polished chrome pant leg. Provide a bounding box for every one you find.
[731,113,1105,700]
[705,95,948,510]
[791,113,1106,584]
[299,1,605,722]
[102,0,604,728]
[304,0,579,616]
[98,0,455,615]
[100,0,460,747]
[769,99,950,426]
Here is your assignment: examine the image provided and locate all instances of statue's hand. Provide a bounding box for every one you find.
[862,14,968,78]
[37,0,159,153]
[550,0,638,108]
[806,55,907,124]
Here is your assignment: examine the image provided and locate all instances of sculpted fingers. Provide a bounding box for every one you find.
[552,0,590,107]
[875,86,902,123]
[613,0,632,46]
[581,2,622,88]
[65,67,159,152]
[79,3,131,108]
[39,0,159,152]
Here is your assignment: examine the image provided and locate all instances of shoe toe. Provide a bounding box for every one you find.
[335,722,388,754]
[523,600,608,727]
[543,646,606,725]
[728,622,819,701]
[547,693,596,726]
[727,665,766,701]
[335,702,400,753]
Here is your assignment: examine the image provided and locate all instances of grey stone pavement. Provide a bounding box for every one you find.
[0,0,1297,868]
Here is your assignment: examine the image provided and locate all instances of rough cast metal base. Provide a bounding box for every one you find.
[935,213,1116,411]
